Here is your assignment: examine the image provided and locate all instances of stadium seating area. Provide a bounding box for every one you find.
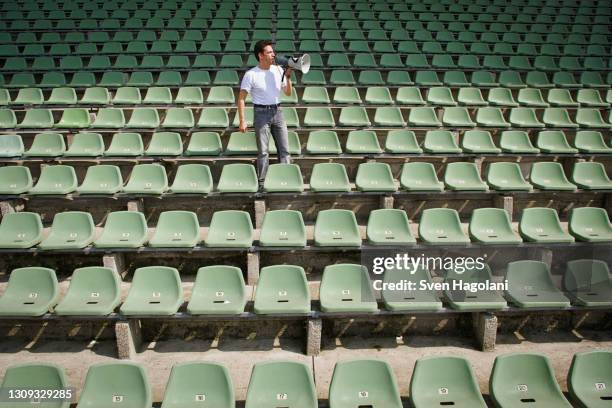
[0,0,610,405]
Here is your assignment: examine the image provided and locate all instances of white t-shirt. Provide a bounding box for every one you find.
[240,65,286,105]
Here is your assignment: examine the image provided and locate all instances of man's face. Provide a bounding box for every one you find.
[259,45,275,64]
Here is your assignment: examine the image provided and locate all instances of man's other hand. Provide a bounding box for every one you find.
[285,67,293,78]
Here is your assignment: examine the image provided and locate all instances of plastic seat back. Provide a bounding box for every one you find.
[39,211,95,250]
[78,165,123,194]
[254,265,310,314]
[0,212,42,248]
[78,363,152,407]
[320,264,377,312]
[0,363,69,408]
[123,164,168,194]
[0,165,32,194]
[170,164,213,194]
[120,266,182,315]
[245,361,317,408]
[259,210,306,247]
[419,208,469,244]
[161,362,234,408]
[187,266,246,315]
[149,211,200,248]
[469,208,521,244]
[314,209,361,247]
[505,260,571,308]
[30,165,78,195]
[519,208,574,243]
[568,350,612,407]
[94,211,147,248]
[55,267,121,316]
[205,210,253,248]
[329,360,402,407]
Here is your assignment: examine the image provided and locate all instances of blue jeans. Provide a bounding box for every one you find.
[253,106,291,181]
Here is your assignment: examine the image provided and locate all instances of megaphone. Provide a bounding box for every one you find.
[276,54,311,74]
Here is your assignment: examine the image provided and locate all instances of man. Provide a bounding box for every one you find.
[238,40,293,187]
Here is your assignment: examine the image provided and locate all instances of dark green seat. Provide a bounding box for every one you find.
[105,132,143,156]
[505,261,571,308]
[419,208,469,244]
[411,356,487,408]
[217,164,258,193]
[329,360,402,408]
[382,265,442,311]
[123,163,168,194]
[94,211,147,248]
[356,162,396,192]
[310,163,351,192]
[149,211,199,248]
[24,132,65,157]
[530,162,577,191]
[320,264,377,312]
[78,362,152,407]
[564,260,612,307]
[518,88,549,107]
[470,208,522,244]
[0,134,24,157]
[187,266,246,315]
[385,130,422,153]
[254,265,310,314]
[245,361,317,408]
[0,363,69,408]
[263,164,303,193]
[0,267,59,316]
[462,130,501,153]
[536,131,578,153]
[120,266,182,315]
[145,132,183,156]
[161,362,234,408]
[569,207,612,242]
[314,209,360,247]
[205,210,253,248]
[366,209,415,245]
[0,212,42,248]
[572,162,612,190]
[424,130,462,154]
[400,162,444,191]
[29,165,78,195]
[65,133,105,157]
[306,130,342,154]
[169,164,213,194]
[185,132,222,156]
[444,162,488,191]
[0,165,33,194]
[490,353,573,407]
[486,162,533,191]
[499,131,539,153]
[568,350,612,407]
[55,267,121,316]
[574,131,612,153]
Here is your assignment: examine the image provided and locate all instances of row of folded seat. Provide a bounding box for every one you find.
[1,106,611,129]
[1,259,611,317]
[2,130,610,157]
[4,351,610,407]
[3,86,611,108]
[0,206,609,250]
[1,69,611,88]
[2,160,610,196]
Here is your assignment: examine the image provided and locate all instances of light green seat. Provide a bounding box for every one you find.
[396,87,425,105]
[574,131,612,153]
[346,130,382,153]
[0,134,24,157]
[185,132,221,156]
[231,108,253,128]
[367,208,415,245]
[0,212,42,248]
[187,266,246,315]
[499,131,539,153]
[462,130,500,153]
[569,207,612,242]
[536,131,578,153]
[572,162,612,190]
[77,363,152,408]
[0,166,32,194]
[259,210,306,247]
[314,210,360,247]
[161,362,234,408]
[143,87,172,104]
[14,88,44,105]
[206,86,234,104]
[310,163,351,192]
[423,130,461,153]
[374,107,405,126]
[320,264,377,312]
[470,208,521,244]
[338,107,370,126]
[400,162,444,191]
[39,211,96,250]
[46,87,77,105]
[145,132,183,156]
[123,164,168,194]
[530,162,577,191]
[411,357,487,408]
[120,266,182,315]
[382,266,442,311]
[205,210,253,248]
[565,261,612,307]
[444,262,508,310]
[126,108,160,128]
[217,164,258,193]
[519,208,574,243]
[306,131,342,154]
[476,107,510,127]
[444,162,488,191]
[225,131,256,155]
[113,87,142,105]
[94,211,147,248]
[509,108,545,127]
[577,89,609,107]
[54,267,121,316]
[518,88,549,107]
[105,132,144,156]
[175,87,204,104]
[91,108,126,128]
[254,265,310,314]
[443,71,470,87]
[491,353,572,408]
[198,108,229,127]
[263,164,303,193]
[269,131,301,155]
[281,108,300,128]
[442,107,476,127]
[170,164,213,194]
[569,350,612,407]
[365,87,393,104]
[24,132,65,157]
[356,162,396,192]
[576,108,612,128]
[0,363,69,407]
[505,261,571,308]
[0,267,59,317]
[303,107,335,127]
[488,88,519,107]
[457,88,488,106]
[408,107,442,126]
[65,133,104,157]
[427,87,457,106]
[486,162,533,191]
[302,87,330,104]
[385,130,422,153]
[419,208,469,244]
[547,89,578,107]
[149,211,199,248]
[329,360,402,408]
[245,361,317,408]
[542,108,578,128]
[29,165,78,195]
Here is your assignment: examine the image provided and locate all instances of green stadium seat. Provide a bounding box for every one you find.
[94,211,147,248]
[462,130,500,153]
[568,350,612,408]
[408,107,442,127]
[526,71,553,88]
[574,131,612,153]
[0,363,69,404]
[366,209,415,245]
[120,266,182,315]
[457,88,487,106]
[356,162,396,192]
[385,130,422,153]
[99,72,127,87]
[518,88,549,107]
[412,357,487,408]
[382,265,442,311]
[175,87,203,104]
[547,89,578,107]
[7,73,36,89]
[0,267,59,316]
[0,212,42,248]
[144,132,182,156]
[509,107,545,127]
[148,210,199,248]
[580,72,606,88]
[0,135,24,158]
[442,71,470,87]
[263,164,303,193]
[395,87,425,105]
[319,264,377,312]
[499,131,539,153]
[54,266,121,316]
[333,87,362,104]
[365,87,393,104]
[79,87,110,105]
[17,109,54,129]
[301,70,326,85]
[400,162,444,191]
[330,70,356,85]
[245,361,317,408]
[254,265,310,314]
[423,130,461,153]
[198,108,229,128]
[373,107,406,126]
[309,163,351,192]
[142,87,172,104]
[46,87,77,105]
[65,133,104,157]
[40,72,67,88]
[577,89,609,108]
[169,164,213,194]
[542,108,578,128]
[185,132,221,156]
[205,210,253,248]
[572,162,612,190]
[419,208,470,244]
[13,88,43,106]
[387,71,414,86]
[187,266,246,315]
[445,263,507,310]
[213,70,239,86]
[306,131,341,154]
[471,71,498,87]
[314,209,360,247]
[427,87,457,106]
[38,211,96,250]
[519,208,575,243]
[359,70,385,85]
[225,131,256,155]
[29,164,77,195]
[345,130,382,153]
[470,208,522,244]
[54,108,91,129]
[488,88,519,107]
[217,164,258,193]
[91,108,126,129]
[126,107,160,128]
[303,107,335,127]
[161,362,234,407]
[564,261,612,307]
[487,162,533,191]
[569,207,612,242]
[442,107,476,127]
[78,363,151,408]
[536,131,578,153]
[415,71,442,87]
[185,71,211,86]
[161,108,194,128]
[505,261,572,308]
[329,360,402,408]
[576,108,612,128]
[104,132,143,156]
[259,210,306,247]
[302,87,330,104]
[77,164,123,195]
[444,162,488,191]
[123,163,168,194]
[206,86,234,104]
[24,132,65,157]
[530,162,577,191]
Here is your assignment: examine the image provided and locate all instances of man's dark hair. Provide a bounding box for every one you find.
[254,40,274,61]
